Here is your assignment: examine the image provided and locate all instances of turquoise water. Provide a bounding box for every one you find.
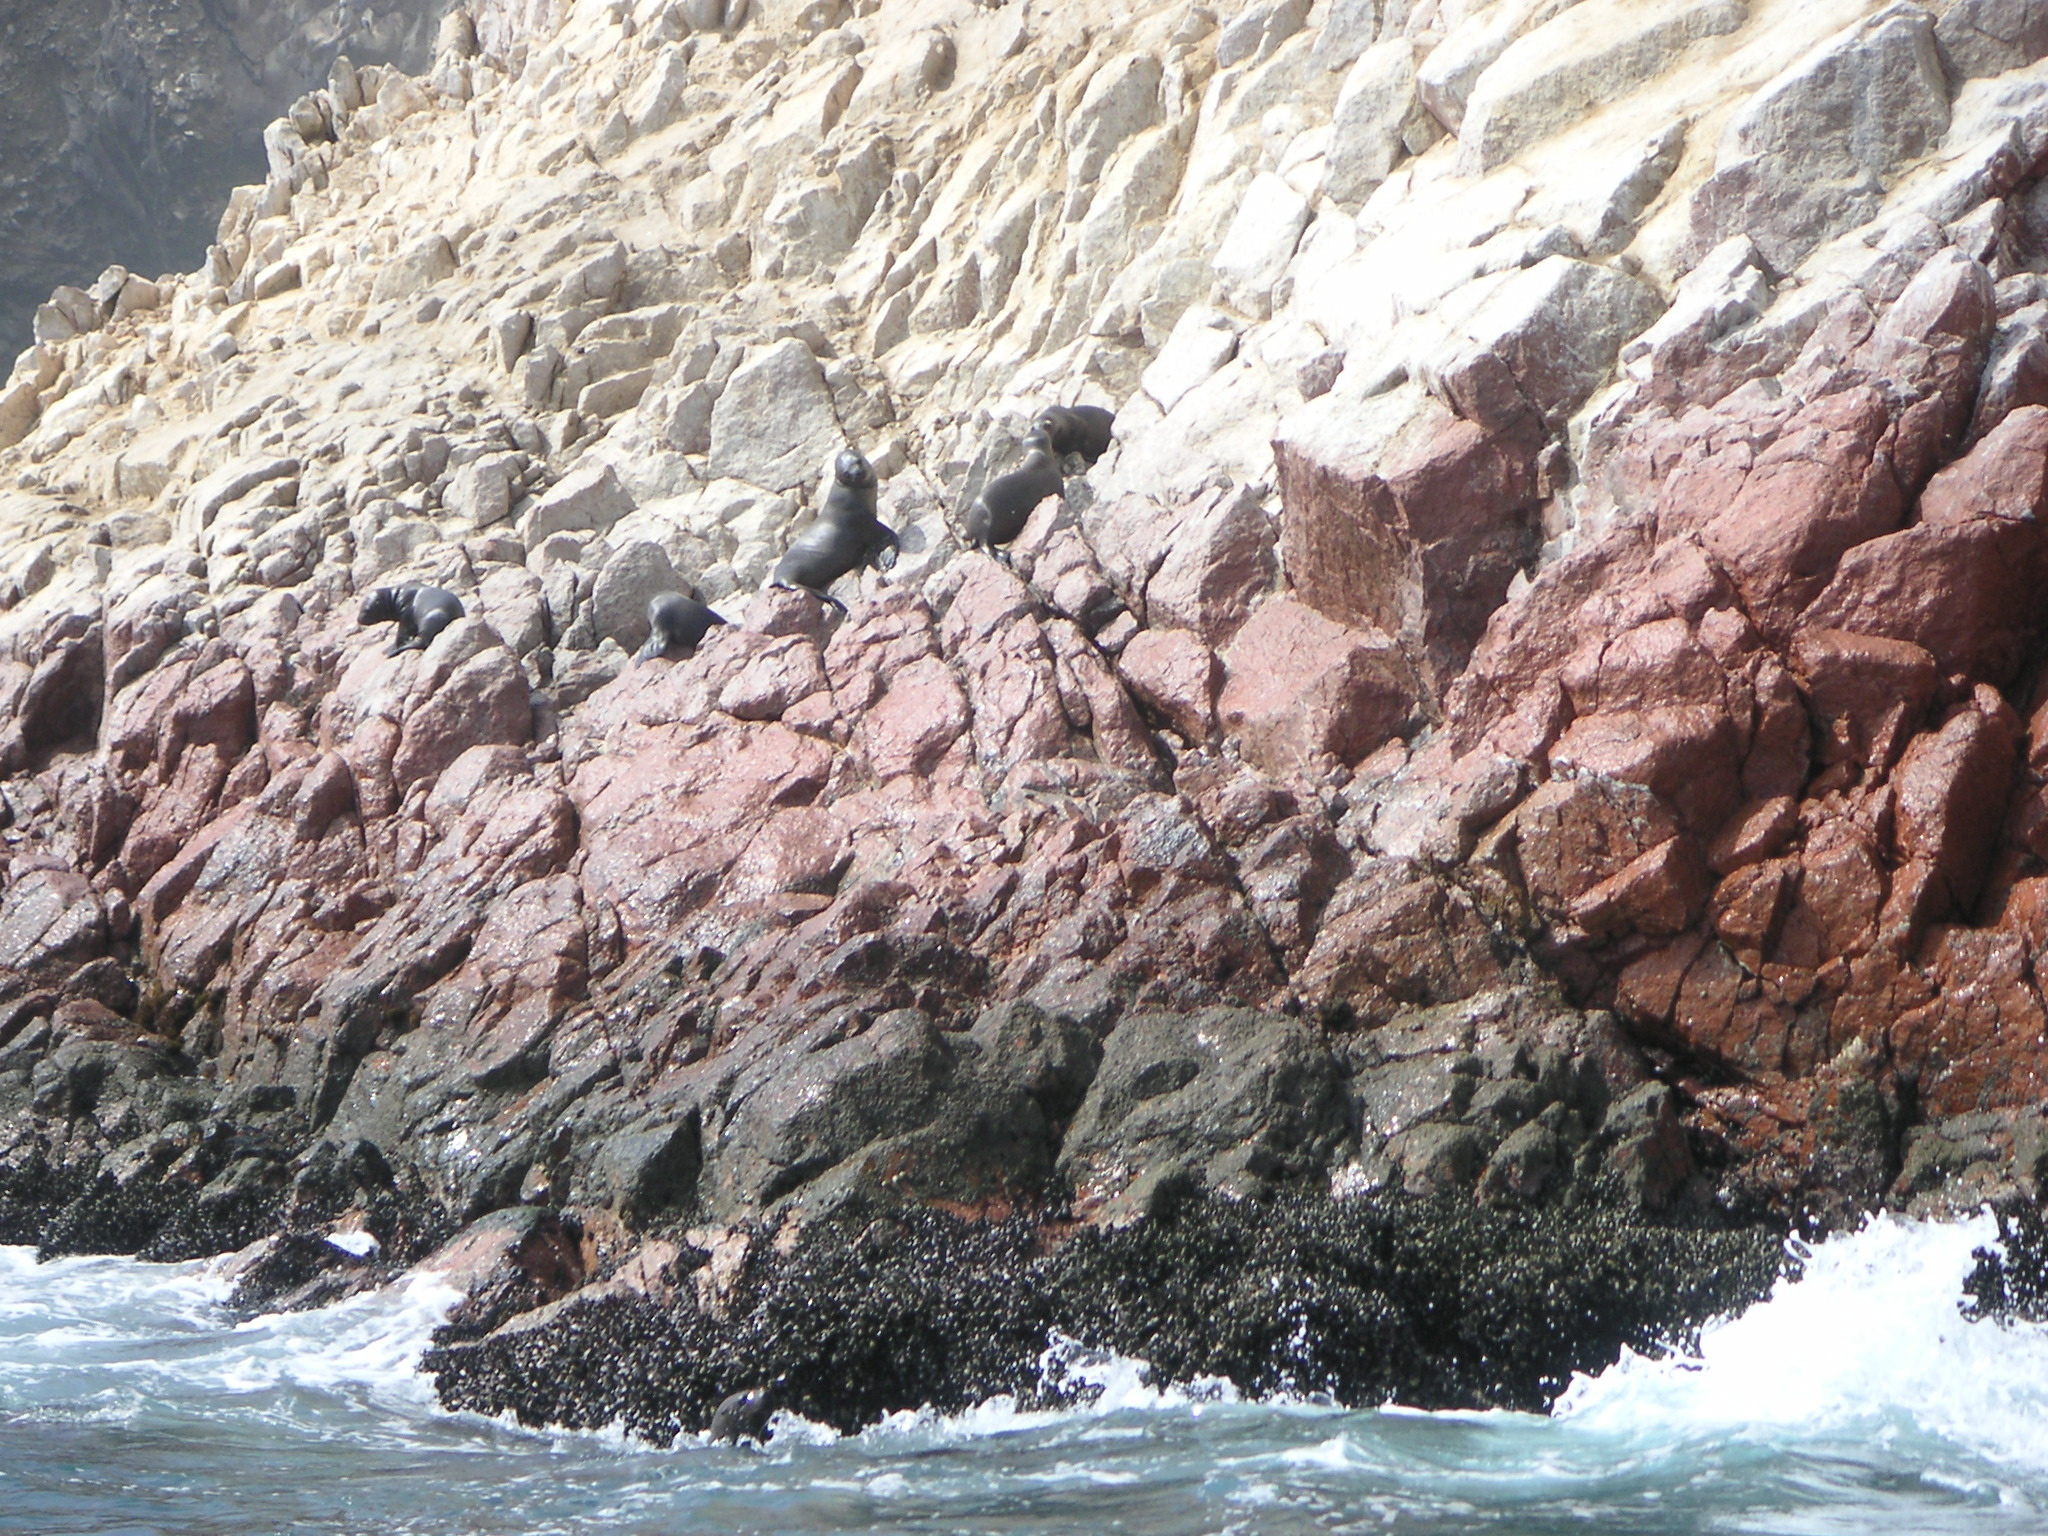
[3,1215,2044,1535]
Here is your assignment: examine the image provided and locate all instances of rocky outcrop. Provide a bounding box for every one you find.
[6,0,2048,1428]
[0,0,449,356]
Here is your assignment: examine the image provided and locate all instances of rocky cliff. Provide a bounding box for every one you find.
[1,0,2046,1425]
[0,0,449,356]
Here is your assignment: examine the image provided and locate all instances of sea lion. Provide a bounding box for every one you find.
[1033,403,1115,466]
[635,591,727,662]
[358,584,464,655]
[771,449,899,611]
[708,1382,780,1444]
[964,427,1064,556]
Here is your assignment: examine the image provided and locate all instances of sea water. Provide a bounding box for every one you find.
[3,1213,2045,1535]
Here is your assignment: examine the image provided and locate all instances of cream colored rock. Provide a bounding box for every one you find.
[1142,305,1242,413]
[1456,0,1746,176]
[1325,40,1432,206]
[707,338,843,492]
[1212,173,1311,319]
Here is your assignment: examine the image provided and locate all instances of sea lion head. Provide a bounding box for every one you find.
[833,449,876,491]
[357,588,400,626]
[1020,427,1056,459]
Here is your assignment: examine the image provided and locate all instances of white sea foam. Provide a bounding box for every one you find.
[0,1244,461,1431]
[1557,1211,2048,1474]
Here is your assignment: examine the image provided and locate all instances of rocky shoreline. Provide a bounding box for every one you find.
[6,0,2048,1444]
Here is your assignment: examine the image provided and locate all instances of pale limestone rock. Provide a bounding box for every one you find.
[0,382,39,451]
[1416,255,1662,431]
[1311,0,1382,73]
[444,454,524,528]
[479,564,552,656]
[591,539,684,651]
[707,337,843,491]
[371,235,458,303]
[1939,0,2048,80]
[1416,0,1581,133]
[1325,40,1430,206]
[1688,4,1950,273]
[1212,173,1311,319]
[1067,54,1166,187]
[1142,306,1242,412]
[1455,0,1746,176]
[518,464,636,547]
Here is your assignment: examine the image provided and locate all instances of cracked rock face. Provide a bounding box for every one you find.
[8,0,2048,1317]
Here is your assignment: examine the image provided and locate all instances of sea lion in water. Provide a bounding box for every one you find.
[635,591,727,662]
[771,449,899,611]
[708,1382,780,1444]
[358,584,464,655]
[1033,403,1115,466]
[964,428,1064,556]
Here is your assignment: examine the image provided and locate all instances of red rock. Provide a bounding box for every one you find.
[1511,775,1680,922]
[1708,858,1797,969]
[1116,628,1217,743]
[1889,690,2019,928]
[1707,795,1799,875]
[1695,387,1904,635]
[1802,517,2048,686]
[1918,405,2048,526]
[1142,485,1276,646]
[716,635,829,722]
[1668,939,1801,1076]
[1777,816,1887,967]
[1568,836,1707,939]
[856,655,969,778]
[1560,616,1728,716]
[391,648,533,792]
[1547,704,1741,834]
[1790,627,1938,771]
[1273,392,1539,694]
[1294,856,1507,1025]
[1216,599,1416,778]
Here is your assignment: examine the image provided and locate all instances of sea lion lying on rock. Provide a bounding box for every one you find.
[771,449,899,611]
[358,584,464,655]
[964,428,1064,557]
[635,592,727,662]
[1034,403,1115,466]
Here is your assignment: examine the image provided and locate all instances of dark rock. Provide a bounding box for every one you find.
[424,1192,1783,1438]
[1059,1007,1347,1216]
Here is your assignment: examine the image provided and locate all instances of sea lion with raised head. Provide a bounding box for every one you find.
[1033,403,1115,466]
[964,428,1064,557]
[358,584,464,655]
[635,591,728,662]
[771,449,899,611]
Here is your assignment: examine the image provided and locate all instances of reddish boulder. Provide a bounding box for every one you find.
[1116,628,1217,743]
[1802,517,2048,686]
[1889,688,2020,929]
[1790,628,1937,771]
[1273,388,1539,694]
[1918,404,2048,526]
[1216,599,1416,778]
[856,655,970,779]
[391,648,533,792]
[1142,484,1277,646]
[1547,704,1742,834]
[1568,836,1708,940]
[1511,776,1680,922]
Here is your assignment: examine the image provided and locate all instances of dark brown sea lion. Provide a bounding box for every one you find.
[771,449,899,611]
[1033,403,1115,465]
[964,428,1064,556]
[635,591,728,661]
[358,584,464,655]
